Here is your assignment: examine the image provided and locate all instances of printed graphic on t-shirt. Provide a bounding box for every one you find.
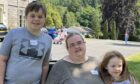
[19,39,45,60]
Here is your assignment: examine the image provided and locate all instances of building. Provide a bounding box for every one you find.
[0,0,8,27]
[0,0,35,29]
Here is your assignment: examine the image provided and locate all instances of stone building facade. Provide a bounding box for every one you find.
[0,0,35,29]
[0,0,8,27]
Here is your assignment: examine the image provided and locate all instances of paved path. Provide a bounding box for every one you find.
[51,39,140,61]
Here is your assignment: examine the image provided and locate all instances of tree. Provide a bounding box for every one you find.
[110,20,117,40]
[101,0,138,40]
[63,12,78,27]
[51,10,63,28]
[46,15,54,26]
[77,6,94,27]
[91,9,102,38]
[62,11,68,27]
[67,0,81,13]
[102,20,108,39]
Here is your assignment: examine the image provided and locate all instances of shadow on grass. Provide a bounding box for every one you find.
[111,43,140,47]
[127,60,140,82]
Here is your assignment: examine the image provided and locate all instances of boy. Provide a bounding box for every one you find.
[0,1,52,84]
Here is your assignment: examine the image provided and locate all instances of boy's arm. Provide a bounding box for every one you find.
[41,50,50,84]
[0,55,8,84]
[41,38,52,84]
[40,61,49,84]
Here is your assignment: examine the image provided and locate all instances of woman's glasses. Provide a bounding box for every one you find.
[68,41,85,48]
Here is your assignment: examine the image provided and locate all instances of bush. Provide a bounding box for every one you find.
[85,34,90,38]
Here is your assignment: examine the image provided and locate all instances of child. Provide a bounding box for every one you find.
[125,31,129,45]
[99,50,138,84]
[0,1,52,84]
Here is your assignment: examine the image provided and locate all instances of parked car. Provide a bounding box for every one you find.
[0,23,8,41]
[41,27,48,34]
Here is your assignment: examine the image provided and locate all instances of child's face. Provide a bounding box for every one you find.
[26,9,45,31]
[106,57,123,80]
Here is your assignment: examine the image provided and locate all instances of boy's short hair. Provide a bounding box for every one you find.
[25,1,46,17]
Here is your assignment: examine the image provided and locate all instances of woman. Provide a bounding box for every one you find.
[46,32,104,84]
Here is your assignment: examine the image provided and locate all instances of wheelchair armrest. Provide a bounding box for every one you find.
[48,60,57,73]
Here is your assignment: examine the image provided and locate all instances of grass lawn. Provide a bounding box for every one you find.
[126,53,140,83]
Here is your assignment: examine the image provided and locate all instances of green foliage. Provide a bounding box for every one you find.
[51,10,63,28]
[126,53,140,82]
[136,0,140,6]
[67,0,81,13]
[40,0,101,29]
[40,0,140,41]
[110,20,117,40]
[62,11,68,27]
[64,12,78,27]
[91,9,102,38]
[130,29,140,41]
[77,6,94,27]
[82,0,101,7]
[102,20,108,39]
[134,16,140,41]
[56,6,67,18]
[42,3,63,28]
[101,0,139,41]
[46,15,54,26]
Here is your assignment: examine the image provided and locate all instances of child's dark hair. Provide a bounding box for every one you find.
[25,1,46,17]
[99,50,136,84]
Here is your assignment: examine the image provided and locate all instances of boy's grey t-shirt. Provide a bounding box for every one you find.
[0,28,52,84]
[46,56,104,84]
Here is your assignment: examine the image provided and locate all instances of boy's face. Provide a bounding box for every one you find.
[26,9,45,31]
[106,57,123,80]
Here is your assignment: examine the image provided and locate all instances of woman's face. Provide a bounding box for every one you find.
[67,35,86,58]
[106,57,123,80]
[26,9,45,31]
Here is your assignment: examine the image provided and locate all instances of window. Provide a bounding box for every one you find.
[0,8,2,23]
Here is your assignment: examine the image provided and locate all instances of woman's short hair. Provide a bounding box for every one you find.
[65,32,84,49]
